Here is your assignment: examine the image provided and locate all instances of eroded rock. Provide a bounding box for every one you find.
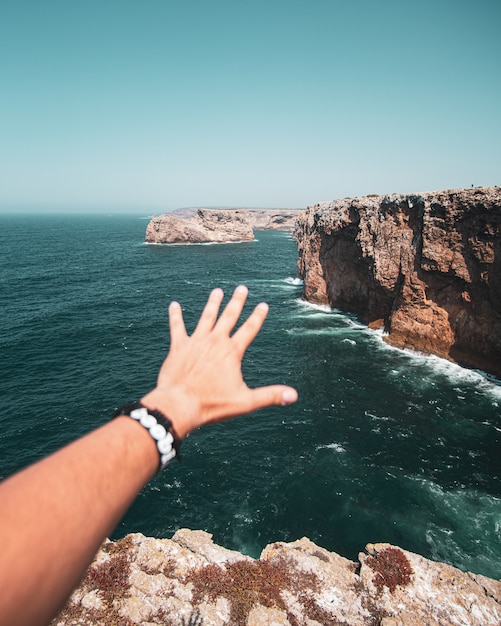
[52,530,501,626]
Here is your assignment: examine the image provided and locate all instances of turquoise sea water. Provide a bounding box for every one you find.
[1,214,500,579]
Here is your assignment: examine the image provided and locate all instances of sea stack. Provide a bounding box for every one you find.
[294,187,501,377]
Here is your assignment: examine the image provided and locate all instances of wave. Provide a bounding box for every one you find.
[368,334,501,401]
[144,239,256,246]
[291,299,500,398]
[242,277,302,289]
[285,326,361,338]
[294,298,332,313]
[406,475,501,577]
[316,442,346,453]
[342,338,356,345]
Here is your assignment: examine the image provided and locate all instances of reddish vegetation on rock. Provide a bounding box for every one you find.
[294,187,501,377]
[52,531,501,626]
[365,546,413,593]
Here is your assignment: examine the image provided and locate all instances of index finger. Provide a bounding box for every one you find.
[168,301,188,346]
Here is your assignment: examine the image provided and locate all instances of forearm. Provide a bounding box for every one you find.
[0,416,158,626]
[0,286,298,626]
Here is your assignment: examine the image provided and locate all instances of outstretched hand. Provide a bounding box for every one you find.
[141,285,298,439]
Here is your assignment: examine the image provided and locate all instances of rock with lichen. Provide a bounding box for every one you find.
[51,530,501,626]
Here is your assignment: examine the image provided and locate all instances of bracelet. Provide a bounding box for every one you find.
[113,401,181,471]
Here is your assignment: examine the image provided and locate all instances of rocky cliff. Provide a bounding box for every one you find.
[294,187,501,378]
[52,530,501,626]
[145,209,301,244]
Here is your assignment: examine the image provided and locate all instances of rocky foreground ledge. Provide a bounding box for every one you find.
[52,529,500,625]
[294,187,501,378]
[145,208,301,244]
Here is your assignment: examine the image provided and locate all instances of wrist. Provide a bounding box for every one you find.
[140,389,198,441]
[113,402,181,471]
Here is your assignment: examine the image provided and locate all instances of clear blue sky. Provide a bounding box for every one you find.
[1,0,499,213]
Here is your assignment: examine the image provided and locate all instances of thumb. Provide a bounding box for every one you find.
[246,385,298,412]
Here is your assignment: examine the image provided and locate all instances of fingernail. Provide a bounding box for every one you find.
[211,288,224,299]
[282,389,298,405]
[235,285,248,295]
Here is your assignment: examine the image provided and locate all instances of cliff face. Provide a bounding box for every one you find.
[294,187,501,377]
[53,530,501,626]
[145,209,301,244]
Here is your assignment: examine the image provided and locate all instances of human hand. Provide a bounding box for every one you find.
[141,285,298,440]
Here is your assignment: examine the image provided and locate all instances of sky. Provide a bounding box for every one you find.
[1,0,500,213]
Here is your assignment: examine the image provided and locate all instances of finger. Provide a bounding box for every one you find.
[215,285,248,334]
[232,302,268,354]
[193,288,224,334]
[243,385,298,413]
[168,301,188,346]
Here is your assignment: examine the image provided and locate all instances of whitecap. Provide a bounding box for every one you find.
[294,298,332,313]
[286,326,358,337]
[317,442,346,453]
[344,319,367,330]
[144,238,256,246]
[284,277,303,286]
[367,330,501,402]
[364,411,391,422]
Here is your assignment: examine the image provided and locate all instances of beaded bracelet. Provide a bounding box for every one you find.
[113,402,181,471]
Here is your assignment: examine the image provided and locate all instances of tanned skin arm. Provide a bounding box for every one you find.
[0,286,297,626]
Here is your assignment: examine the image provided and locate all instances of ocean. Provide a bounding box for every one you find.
[1,214,500,580]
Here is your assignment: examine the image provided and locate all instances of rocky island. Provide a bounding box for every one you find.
[145,208,301,244]
[294,187,501,378]
[53,530,501,626]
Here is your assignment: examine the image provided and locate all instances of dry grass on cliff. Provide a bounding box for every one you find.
[50,536,136,626]
[187,554,344,626]
[365,547,414,594]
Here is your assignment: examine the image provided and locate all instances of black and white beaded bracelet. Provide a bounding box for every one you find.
[113,402,181,471]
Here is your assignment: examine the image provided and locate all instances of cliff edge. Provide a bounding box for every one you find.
[294,187,501,378]
[53,530,501,625]
[145,208,301,244]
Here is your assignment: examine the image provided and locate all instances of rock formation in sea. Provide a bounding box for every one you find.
[145,208,301,244]
[52,530,501,625]
[145,209,255,244]
[294,187,501,378]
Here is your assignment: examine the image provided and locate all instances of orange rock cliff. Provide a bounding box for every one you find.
[294,187,501,378]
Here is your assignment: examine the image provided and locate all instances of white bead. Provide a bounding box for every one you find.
[157,434,174,453]
[161,449,176,466]
[150,423,167,440]
[130,407,148,420]
[140,414,157,428]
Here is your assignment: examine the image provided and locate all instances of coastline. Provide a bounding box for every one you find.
[53,530,501,626]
